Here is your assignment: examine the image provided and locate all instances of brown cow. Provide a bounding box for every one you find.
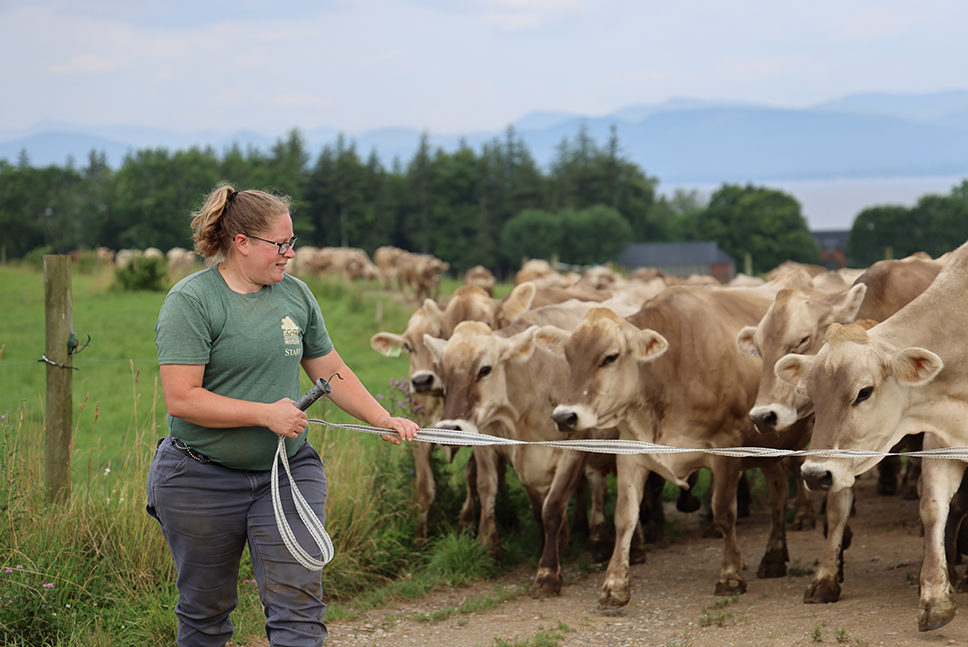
[463,265,497,296]
[375,246,406,291]
[425,299,627,598]
[400,252,450,302]
[534,282,816,608]
[775,243,968,632]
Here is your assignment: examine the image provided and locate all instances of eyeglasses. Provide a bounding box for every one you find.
[245,234,297,255]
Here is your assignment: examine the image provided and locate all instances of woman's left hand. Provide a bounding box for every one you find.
[377,416,419,445]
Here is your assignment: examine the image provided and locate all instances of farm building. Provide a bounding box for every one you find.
[616,241,736,283]
[811,229,850,269]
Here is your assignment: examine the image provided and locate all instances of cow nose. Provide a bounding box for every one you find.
[802,468,834,491]
[552,410,578,432]
[437,423,462,432]
[750,410,777,433]
[411,374,435,393]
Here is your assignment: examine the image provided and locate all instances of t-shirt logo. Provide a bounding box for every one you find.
[281,316,301,345]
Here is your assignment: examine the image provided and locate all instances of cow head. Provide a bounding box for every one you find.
[425,321,539,435]
[534,308,668,432]
[776,322,942,492]
[370,307,445,396]
[736,284,867,433]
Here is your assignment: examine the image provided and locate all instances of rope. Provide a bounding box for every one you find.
[307,418,968,461]
[272,436,334,571]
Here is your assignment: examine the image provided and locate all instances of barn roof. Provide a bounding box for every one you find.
[616,241,735,269]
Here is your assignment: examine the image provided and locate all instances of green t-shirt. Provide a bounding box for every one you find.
[154,265,334,470]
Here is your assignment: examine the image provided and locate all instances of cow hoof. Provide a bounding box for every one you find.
[530,579,561,599]
[714,578,746,596]
[803,578,841,604]
[757,557,788,579]
[919,599,956,632]
[599,587,631,609]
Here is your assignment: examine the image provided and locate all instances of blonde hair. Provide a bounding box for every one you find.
[190,182,292,260]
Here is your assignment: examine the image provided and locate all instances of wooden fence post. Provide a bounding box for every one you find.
[44,255,73,504]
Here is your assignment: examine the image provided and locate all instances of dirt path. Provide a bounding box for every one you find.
[313,470,968,647]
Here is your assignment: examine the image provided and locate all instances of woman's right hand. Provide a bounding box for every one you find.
[265,399,310,439]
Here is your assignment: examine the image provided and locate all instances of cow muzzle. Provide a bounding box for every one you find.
[410,371,443,396]
[551,404,596,432]
[749,404,798,433]
[801,460,853,493]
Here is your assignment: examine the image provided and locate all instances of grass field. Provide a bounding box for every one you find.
[0,261,551,646]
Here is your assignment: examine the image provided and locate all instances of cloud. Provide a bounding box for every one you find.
[271,94,336,109]
[49,55,124,75]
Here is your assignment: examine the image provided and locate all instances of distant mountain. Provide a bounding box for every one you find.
[4,91,968,184]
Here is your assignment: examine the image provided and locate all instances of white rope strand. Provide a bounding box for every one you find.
[272,436,334,571]
[307,418,968,461]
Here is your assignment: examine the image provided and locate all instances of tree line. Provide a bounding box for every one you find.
[3,123,965,276]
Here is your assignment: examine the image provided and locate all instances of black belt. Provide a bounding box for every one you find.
[170,437,222,467]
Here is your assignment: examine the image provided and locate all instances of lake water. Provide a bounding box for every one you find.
[659,175,967,232]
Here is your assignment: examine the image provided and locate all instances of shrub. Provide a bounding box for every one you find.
[114,256,168,291]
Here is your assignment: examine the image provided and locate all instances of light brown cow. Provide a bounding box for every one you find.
[400,253,450,302]
[463,265,497,296]
[425,299,631,598]
[534,282,815,608]
[775,243,968,632]
[734,256,943,605]
[375,246,406,291]
[370,307,447,539]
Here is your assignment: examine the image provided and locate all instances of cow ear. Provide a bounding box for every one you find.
[736,326,759,356]
[423,299,444,334]
[892,347,943,386]
[503,326,537,363]
[830,283,867,324]
[533,325,570,356]
[423,334,447,363]
[775,353,814,392]
[370,332,405,357]
[503,282,537,320]
[630,329,668,362]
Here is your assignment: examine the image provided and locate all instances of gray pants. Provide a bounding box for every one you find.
[146,437,329,647]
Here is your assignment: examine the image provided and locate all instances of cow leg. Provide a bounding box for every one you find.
[903,457,923,501]
[877,455,902,496]
[757,460,790,579]
[600,455,649,609]
[788,456,817,531]
[531,450,587,599]
[944,471,968,591]
[584,464,614,563]
[804,487,853,603]
[411,441,436,540]
[918,455,967,632]
[642,471,667,544]
[709,456,746,595]
[474,446,503,561]
[456,451,478,535]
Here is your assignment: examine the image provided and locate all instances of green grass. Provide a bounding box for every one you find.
[0,262,549,646]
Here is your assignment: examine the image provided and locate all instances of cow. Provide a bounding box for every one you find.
[400,253,450,302]
[774,242,968,632]
[424,297,643,598]
[375,246,406,291]
[370,307,447,539]
[737,255,942,485]
[463,265,497,296]
[533,280,817,608]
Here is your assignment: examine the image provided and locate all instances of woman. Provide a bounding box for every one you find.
[146,183,418,647]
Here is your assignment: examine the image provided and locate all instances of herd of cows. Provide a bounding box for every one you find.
[369,244,968,633]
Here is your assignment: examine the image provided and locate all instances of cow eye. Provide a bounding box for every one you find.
[403,342,413,354]
[601,354,618,367]
[477,365,492,379]
[854,386,873,405]
[797,336,810,350]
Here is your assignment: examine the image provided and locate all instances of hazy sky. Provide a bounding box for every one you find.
[3,0,968,138]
